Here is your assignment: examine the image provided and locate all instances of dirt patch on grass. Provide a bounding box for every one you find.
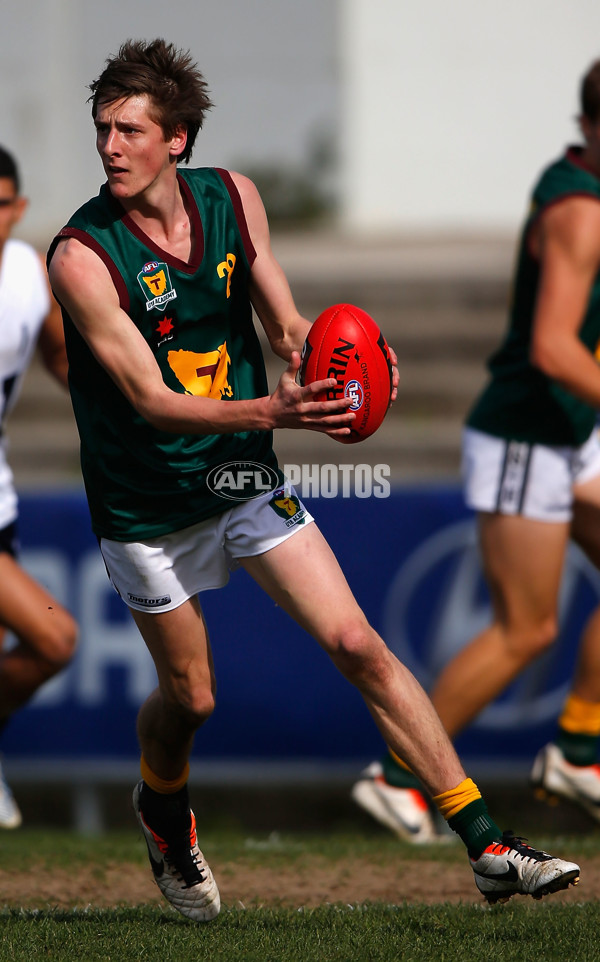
[3,782,599,911]
[0,853,595,911]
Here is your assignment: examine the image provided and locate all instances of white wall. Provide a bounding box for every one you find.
[4,0,600,241]
[338,0,600,232]
[1,0,337,246]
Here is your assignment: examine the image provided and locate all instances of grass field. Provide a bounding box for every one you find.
[1,827,599,961]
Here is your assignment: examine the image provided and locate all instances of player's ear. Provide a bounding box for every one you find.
[580,114,592,142]
[169,126,188,159]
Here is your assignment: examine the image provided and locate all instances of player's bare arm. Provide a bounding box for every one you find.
[37,254,69,389]
[232,170,398,403]
[49,236,355,436]
[530,196,600,405]
[230,170,312,357]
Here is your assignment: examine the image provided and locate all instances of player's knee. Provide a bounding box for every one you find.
[188,689,216,727]
[329,623,387,684]
[506,615,558,662]
[528,615,559,656]
[35,609,78,672]
[54,611,78,663]
[169,685,216,729]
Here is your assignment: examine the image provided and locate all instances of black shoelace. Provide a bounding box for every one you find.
[165,839,207,888]
[500,831,552,862]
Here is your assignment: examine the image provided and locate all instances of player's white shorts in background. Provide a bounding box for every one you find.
[462,427,600,523]
[100,486,313,613]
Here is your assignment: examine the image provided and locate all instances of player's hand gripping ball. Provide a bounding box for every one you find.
[299,303,394,444]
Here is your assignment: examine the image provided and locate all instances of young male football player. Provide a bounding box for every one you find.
[48,38,580,920]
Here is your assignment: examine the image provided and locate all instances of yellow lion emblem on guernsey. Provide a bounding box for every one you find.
[167,342,233,398]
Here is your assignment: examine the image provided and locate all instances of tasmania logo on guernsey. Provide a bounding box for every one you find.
[137,261,178,311]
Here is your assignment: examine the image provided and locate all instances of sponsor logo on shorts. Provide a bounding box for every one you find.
[127,592,172,608]
[206,461,279,501]
[268,489,307,527]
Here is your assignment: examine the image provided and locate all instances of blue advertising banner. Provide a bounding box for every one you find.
[4,486,599,773]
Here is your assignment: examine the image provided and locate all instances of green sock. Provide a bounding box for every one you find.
[381,752,422,790]
[447,798,502,860]
[555,729,599,767]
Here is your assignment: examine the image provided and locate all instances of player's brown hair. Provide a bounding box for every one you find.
[581,59,600,123]
[88,38,213,163]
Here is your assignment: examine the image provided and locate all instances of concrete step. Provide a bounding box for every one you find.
[7,233,514,488]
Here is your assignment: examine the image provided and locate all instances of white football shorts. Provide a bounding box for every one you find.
[100,485,313,613]
[462,427,600,523]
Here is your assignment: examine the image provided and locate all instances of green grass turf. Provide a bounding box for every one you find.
[1,824,596,868]
[0,830,598,962]
[2,903,600,962]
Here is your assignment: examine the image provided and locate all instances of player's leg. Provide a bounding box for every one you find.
[0,548,77,829]
[227,488,449,839]
[132,596,216,781]
[531,469,600,819]
[350,756,440,843]
[241,521,466,798]
[570,469,600,702]
[240,523,580,902]
[430,511,568,735]
[100,522,228,922]
[364,511,567,841]
[0,553,77,719]
[429,428,573,736]
[129,597,220,921]
[100,515,231,783]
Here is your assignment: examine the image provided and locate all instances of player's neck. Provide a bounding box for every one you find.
[123,179,193,261]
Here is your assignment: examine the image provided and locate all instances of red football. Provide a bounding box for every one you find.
[299,303,393,444]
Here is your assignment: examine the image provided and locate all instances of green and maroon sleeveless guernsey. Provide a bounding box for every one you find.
[467,147,600,446]
[48,167,283,541]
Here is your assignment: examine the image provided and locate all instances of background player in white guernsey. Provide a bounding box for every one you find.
[0,146,78,828]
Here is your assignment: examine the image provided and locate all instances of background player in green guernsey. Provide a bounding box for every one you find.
[354,57,600,849]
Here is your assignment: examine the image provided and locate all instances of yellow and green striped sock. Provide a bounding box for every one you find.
[433,778,501,858]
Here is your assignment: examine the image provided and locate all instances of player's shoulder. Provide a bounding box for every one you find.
[50,232,100,267]
[178,165,260,211]
[223,169,260,199]
[217,170,265,227]
[179,167,266,257]
[535,148,600,208]
[221,169,254,188]
[543,191,600,234]
[177,164,249,189]
[48,232,111,299]
[536,192,600,270]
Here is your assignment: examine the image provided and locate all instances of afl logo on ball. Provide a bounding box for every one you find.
[345,379,364,411]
